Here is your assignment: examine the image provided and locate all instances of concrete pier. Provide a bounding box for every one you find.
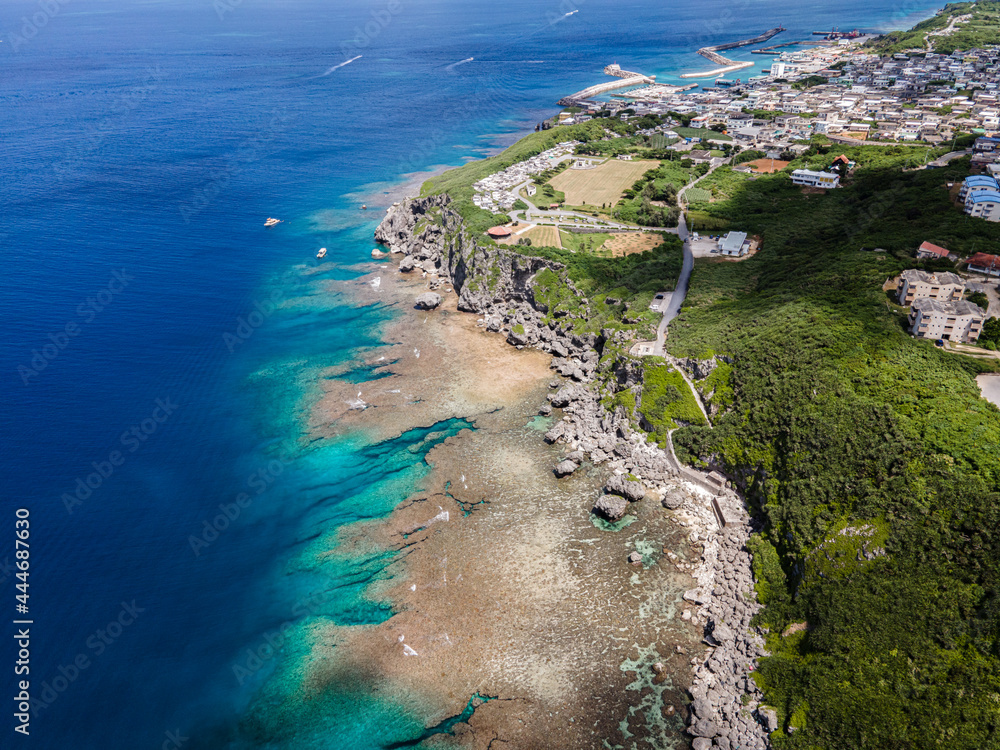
[681,26,784,79]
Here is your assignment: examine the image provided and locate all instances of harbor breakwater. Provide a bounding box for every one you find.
[681,27,785,79]
[375,194,777,749]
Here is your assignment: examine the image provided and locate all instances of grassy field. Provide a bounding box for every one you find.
[559,231,612,255]
[684,187,713,203]
[549,159,659,207]
[523,225,562,249]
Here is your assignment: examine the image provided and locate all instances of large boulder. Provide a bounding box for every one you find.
[711,622,735,644]
[398,255,416,272]
[759,707,779,733]
[688,718,719,738]
[593,494,628,522]
[371,248,388,259]
[606,474,645,502]
[661,490,685,510]
[550,386,576,408]
[553,460,578,478]
[692,739,712,750]
[414,292,442,310]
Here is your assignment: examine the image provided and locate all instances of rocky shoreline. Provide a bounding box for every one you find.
[375,195,775,749]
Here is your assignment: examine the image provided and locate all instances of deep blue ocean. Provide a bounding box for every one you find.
[1,0,944,747]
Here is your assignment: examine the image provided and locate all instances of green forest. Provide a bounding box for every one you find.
[667,142,1000,748]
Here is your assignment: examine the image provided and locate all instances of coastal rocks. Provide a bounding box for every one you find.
[627,551,643,565]
[543,422,566,444]
[371,248,388,259]
[414,292,442,310]
[593,494,628,522]
[538,404,552,417]
[605,474,645,502]
[398,256,416,273]
[692,739,713,750]
[662,490,685,510]
[553,459,579,478]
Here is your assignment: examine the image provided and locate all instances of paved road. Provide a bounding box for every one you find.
[926,149,972,168]
[653,212,692,356]
[649,159,729,355]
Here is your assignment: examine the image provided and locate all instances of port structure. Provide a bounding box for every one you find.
[680,27,785,79]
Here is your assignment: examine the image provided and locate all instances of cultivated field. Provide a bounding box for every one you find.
[747,158,790,174]
[524,225,562,249]
[604,231,664,257]
[549,159,659,207]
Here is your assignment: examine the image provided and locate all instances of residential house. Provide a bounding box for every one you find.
[791,169,841,188]
[916,240,952,260]
[967,252,1000,276]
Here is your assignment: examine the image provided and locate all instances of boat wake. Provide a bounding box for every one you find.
[445,57,474,71]
[319,55,362,77]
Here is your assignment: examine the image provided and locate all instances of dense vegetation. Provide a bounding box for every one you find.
[868,2,1000,54]
[665,140,1000,748]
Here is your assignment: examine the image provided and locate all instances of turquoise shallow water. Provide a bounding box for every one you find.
[0,0,945,746]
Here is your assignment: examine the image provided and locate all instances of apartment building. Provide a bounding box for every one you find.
[908,298,986,343]
[965,190,1000,221]
[897,269,966,305]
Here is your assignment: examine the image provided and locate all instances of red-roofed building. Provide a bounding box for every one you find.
[967,252,1000,276]
[917,241,952,260]
[487,226,512,239]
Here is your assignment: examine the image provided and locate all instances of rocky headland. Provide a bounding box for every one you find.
[370,194,778,749]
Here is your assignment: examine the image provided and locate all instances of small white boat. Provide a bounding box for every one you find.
[264,217,282,227]
[316,247,327,258]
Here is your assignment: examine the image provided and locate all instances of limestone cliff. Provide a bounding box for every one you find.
[375,195,598,359]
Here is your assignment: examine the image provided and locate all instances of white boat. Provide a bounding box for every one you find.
[264,217,282,227]
[316,247,327,258]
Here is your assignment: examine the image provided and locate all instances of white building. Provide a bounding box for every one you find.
[966,190,1000,221]
[909,298,985,343]
[718,231,750,256]
[791,169,841,188]
[897,269,965,305]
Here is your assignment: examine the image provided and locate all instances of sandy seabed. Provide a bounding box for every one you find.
[292,261,706,749]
